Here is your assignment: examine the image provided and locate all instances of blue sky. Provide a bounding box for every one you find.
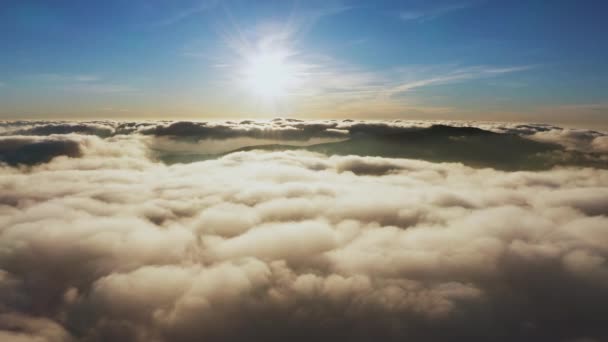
[1,0,607,127]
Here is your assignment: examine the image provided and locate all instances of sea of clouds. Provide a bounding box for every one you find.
[0,119,607,342]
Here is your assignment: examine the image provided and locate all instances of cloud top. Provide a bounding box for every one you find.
[0,119,607,341]
[1,119,606,170]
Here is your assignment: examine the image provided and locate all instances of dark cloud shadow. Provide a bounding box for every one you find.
[0,138,82,166]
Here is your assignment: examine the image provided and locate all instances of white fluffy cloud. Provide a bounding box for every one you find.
[0,120,607,341]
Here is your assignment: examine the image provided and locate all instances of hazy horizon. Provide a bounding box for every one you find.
[3,116,608,131]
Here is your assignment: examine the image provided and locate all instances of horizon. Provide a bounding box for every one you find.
[2,117,607,131]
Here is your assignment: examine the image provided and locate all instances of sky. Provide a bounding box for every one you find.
[1,0,607,127]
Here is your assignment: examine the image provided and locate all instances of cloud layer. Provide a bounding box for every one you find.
[0,120,607,341]
[2,119,607,170]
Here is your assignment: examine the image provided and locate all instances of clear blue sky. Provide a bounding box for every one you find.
[1,0,607,127]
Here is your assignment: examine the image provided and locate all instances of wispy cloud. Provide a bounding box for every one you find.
[154,0,221,27]
[203,1,528,118]
[386,65,534,97]
[24,73,102,83]
[279,58,533,99]
[240,50,533,117]
[63,83,138,94]
[399,1,482,22]
[213,23,535,116]
[23,73,136,94]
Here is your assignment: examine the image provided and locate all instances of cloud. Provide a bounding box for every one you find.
[60,83,138,94]
[0,136,83,166]
[386,65,534,97]
[138,120,347,140]
[207,9,532,118]
[292,59,533,101]
[21,74,136,94]
[154,1,220,27]
[0,119,608,341]
[528,128,608,153]
[1,119,606,170]
[23,74,101,83]
[398,0,482,22]
[0,313,74,342]
[285,61,534,118]
[9,123,115,138]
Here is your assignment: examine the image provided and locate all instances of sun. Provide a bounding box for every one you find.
[242,49,295,100]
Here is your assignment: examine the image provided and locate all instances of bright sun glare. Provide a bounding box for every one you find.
[242,49,295,100]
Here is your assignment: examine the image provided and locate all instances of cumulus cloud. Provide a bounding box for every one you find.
[4,119,606,170]
[0,120,607,341]
[14,124,114,138]
[527,128,608,154]
[0,313,74,342]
